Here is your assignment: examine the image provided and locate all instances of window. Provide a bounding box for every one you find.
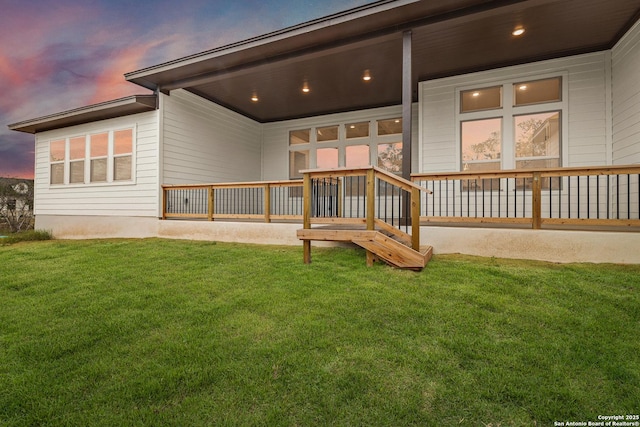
[345,145,369,168]
[461,86,502,113]
[288,117,403,179]
[316,125,338,142]
[317,147,338,169]
[69,137,86,184]
[514,78,561,106]
[377,143,403,174]
[346,122,369,139]
[90,133,108,182]
[114,129,132,181]
[461,118,502,172]
[50,140,65,185]
[377,118,402,136]
[458,76,563,173]
[514,111,560,169]
[48,128,134,186]
[289,151,309,179]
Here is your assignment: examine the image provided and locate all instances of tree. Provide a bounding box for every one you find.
[0,179,34,233]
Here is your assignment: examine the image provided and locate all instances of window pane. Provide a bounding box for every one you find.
[461,86,502,113]
[345,145,370,168]
[317,147,338,169]
[289,150,309,179]
[346,122,369,139]
[377,118,402,136]
[514,77,561,106]
[114,129,132,155]
[290,129,310,145]
[50,163,64,185]
[50,140,65,162]
[515,112,560,161]
[91,158,107,182]
[317,125,338,142]
[69,137,86,160]
[69,160,84,184]
[461,118,502,168]
[91,133,108,157]
[114,156,132,181]
[377,142,402,174]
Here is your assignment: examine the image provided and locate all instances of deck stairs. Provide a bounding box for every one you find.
[297,226,433,270]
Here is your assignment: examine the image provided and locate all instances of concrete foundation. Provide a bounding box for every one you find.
[34,215,640,264]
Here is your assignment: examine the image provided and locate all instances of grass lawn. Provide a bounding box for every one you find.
[1,239,638,426]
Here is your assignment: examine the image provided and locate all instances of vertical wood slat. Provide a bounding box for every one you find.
[366,168,376,231]
[303,173,311,264]
[532,172,542,229]
[162,187,167,220]
[264,183,271,223]
[207,186,214,221]
[411,187,420,250]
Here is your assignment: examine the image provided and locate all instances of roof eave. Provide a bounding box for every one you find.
[124,0,418,84]
[8,95,157,134]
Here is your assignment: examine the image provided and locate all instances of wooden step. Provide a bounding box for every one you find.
[297,228,432,270]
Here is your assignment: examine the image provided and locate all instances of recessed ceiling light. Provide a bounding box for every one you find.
[512,27,525,36]
[519,85,527,91]
[251,93,259,102]
[472,92,480,97]
[363,69,372,82]
[302,80,310,93]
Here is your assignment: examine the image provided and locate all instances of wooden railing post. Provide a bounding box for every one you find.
[532,172,541,229]
[411,187,420,250]
[264,183,271,223]
[161,186,167,220]
[207,186,214,221]
[303,173,311,264]
[366,168,376,231]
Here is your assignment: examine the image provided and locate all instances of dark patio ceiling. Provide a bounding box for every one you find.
[127,0,640,123]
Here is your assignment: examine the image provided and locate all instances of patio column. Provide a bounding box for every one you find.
[401,30,412,181]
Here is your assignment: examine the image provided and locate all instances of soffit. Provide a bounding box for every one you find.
[127,0,640,123]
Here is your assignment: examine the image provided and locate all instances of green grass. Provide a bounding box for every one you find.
[1,239,638,426]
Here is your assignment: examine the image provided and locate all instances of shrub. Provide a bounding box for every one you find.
[1,229,52,245]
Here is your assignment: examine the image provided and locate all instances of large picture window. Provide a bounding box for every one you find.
[48,128,134,186]
[459,76,563,174]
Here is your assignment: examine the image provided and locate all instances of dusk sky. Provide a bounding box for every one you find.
[1,0,376,179]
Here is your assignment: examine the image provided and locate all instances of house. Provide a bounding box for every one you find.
[8,0,640,265]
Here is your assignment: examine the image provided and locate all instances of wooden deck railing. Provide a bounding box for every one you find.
[301,166,428,251]
[412,165,640,229]
[162,180,303,222]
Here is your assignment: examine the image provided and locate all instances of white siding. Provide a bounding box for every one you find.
[34,111,160,217]
[612,20,640,164]
[419,52,611,172]
[262,104,418,180]
[161,90,262,184]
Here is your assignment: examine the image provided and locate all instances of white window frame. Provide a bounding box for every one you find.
[48,126,136,187]
[455,72,568,171]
